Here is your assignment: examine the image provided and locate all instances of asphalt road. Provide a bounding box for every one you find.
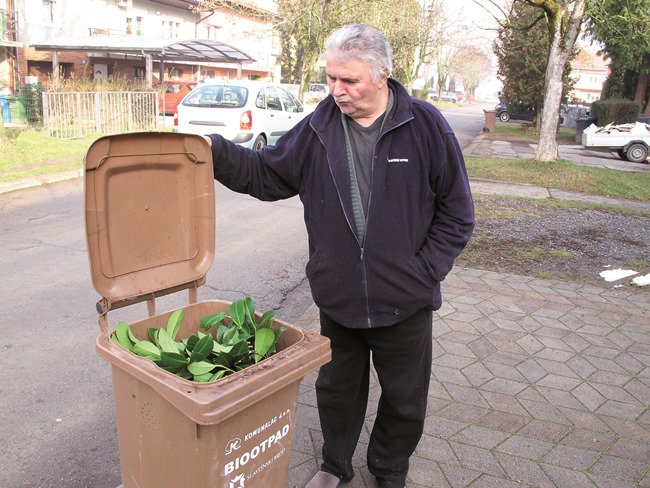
[0,101,488,488]
[0,179,318,487]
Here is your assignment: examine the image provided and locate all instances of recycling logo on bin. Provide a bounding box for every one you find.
[224,408,293,484]
[229,474,245,488]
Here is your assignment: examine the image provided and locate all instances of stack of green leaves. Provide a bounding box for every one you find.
[110,297,285,382]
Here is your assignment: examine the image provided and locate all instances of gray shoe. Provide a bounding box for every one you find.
[305,471,341,488]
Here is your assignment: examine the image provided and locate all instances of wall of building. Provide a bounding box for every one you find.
[569,51,610,103]
[7,0,280,89]
[1,0,19,93]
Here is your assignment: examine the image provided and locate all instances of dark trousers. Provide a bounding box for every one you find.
[316,308,433,486]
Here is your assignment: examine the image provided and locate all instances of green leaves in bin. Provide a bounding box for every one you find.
[166,308,184,341]
[112,321,137,351]
[133,341,161,360]
[109,297,284,383]
[254,328,276,363]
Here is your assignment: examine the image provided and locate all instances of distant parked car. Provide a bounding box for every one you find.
[155,80,197,115]
[174,80,307,150]
[308,83,329,96]
[427,89,459,103]
[495,101,535,122]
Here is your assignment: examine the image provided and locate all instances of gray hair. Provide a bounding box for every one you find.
[325,24,392,83]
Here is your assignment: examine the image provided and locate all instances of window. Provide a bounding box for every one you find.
[277,87,298,112]
[42,0,54,23]
[136,17,143,36]
[134,67,145,80]
[261,87,282,111]
[200,69,215,81]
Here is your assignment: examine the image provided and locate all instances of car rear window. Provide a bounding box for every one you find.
[182,85,248,108]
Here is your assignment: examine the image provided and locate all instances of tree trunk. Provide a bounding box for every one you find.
[536,41,564,161]
[534,0,586,162]
[636,73,649,115]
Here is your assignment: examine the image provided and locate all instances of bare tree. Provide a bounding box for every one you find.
[428,7,476,102]
[193,0,352,97]
[275,0,370,95]
[194,0,452,97]
[453,46,493,100]
[411,0,447,91]
[357,0,422,89]
[435,45,459,97]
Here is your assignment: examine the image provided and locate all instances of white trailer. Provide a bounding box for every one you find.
[582,122,650,163]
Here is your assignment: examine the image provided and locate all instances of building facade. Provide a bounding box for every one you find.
[1,0,281,94]
[569,50,610,103]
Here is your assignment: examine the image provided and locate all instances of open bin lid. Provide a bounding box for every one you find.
[84,132,215,303]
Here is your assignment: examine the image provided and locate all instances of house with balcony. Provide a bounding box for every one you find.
[1,0,21,93]
[569,50,610,104]
[1,0,281,93]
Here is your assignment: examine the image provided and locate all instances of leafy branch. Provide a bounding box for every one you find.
[110,297,284,382]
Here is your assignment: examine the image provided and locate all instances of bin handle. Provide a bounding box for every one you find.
[96,278,204,333]
[88,151,205,171]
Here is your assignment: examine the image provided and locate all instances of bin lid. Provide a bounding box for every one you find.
[84,132,215,302]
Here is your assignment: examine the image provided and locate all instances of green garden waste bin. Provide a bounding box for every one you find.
[84,132,331,488]
[7,95,26,124]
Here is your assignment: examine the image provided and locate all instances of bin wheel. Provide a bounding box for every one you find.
[625,143,648,163]
[617,149,629,161]
[499,112,510,122]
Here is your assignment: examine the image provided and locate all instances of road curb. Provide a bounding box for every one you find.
[0,169,83,194]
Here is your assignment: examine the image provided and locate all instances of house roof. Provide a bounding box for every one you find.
[31,37,255,64]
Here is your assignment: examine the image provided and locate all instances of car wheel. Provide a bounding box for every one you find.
[625,143,648,163]
[253,135,266,151]
[499,112,510,122]
[617,149,629,161]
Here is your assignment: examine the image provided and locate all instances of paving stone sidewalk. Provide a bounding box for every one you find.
[463,133,650,173]
[287,267,650,488]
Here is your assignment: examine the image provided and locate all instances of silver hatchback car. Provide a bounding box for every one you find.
[173,80,307,150]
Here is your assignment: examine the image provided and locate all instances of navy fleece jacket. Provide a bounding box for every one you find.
[208,79,474,328]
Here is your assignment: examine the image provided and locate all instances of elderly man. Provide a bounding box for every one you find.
[204,24,474,488]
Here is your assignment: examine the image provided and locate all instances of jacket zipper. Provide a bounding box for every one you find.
[314,113,415,329]
[359,246,372,328]
[358,116,414,328]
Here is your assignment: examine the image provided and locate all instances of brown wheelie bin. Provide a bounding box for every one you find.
[84,132,331,488]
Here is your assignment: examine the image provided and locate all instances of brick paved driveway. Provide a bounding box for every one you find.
[289,268,650,488]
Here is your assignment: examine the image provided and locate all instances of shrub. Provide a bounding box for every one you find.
[411,88,428,101]
[591,98,642,125]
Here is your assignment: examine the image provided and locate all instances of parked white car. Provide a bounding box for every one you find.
[173,80,307,150]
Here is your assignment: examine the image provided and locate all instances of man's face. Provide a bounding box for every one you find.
[326,54,388,124]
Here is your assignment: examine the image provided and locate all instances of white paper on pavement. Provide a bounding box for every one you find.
[599,268,639,282]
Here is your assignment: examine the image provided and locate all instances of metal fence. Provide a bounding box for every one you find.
[42,91,160,138]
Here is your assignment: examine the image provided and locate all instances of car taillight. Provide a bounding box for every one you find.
[240,110,252,130]
[173,111,178,126]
